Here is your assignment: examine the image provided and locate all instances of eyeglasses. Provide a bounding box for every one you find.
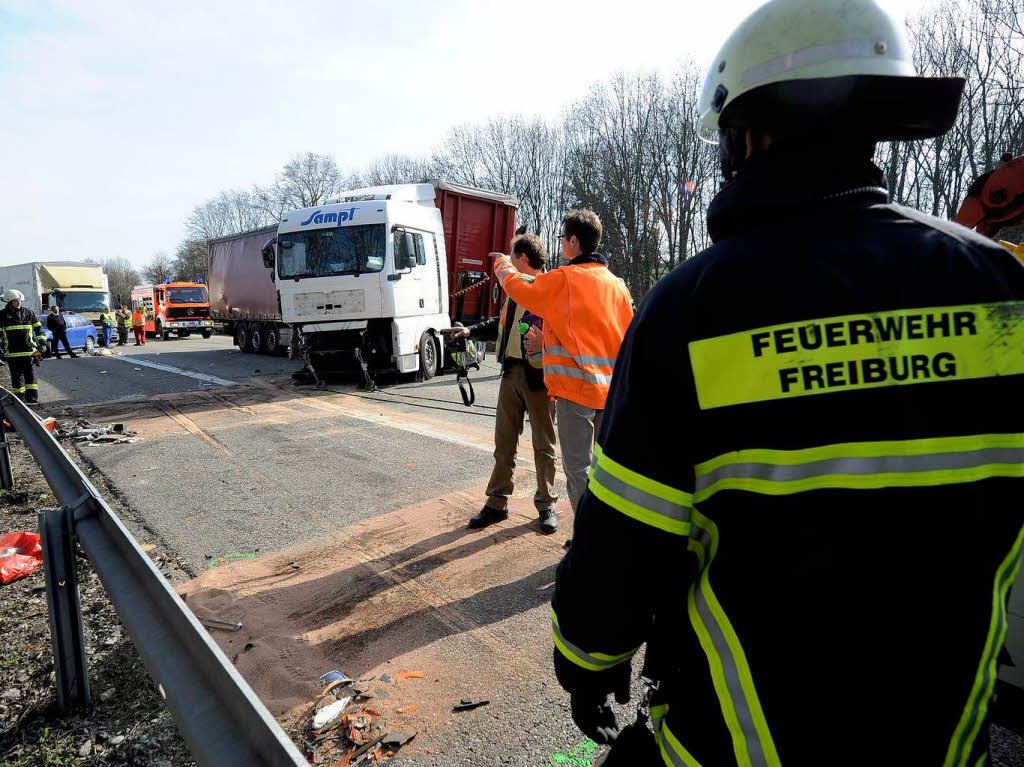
[557,233,569,240]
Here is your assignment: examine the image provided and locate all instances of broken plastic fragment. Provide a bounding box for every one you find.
[311,696,351,729]
[452,698,490,712]
[396,670,424,682]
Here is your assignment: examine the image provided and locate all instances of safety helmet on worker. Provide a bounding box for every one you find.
[698,0,966,178]
[3,289,25,303]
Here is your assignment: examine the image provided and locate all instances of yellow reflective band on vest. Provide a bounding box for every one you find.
[694,433,1024,502]
[550,608,639,672]
[689,301,1024,410]
[685,511,781,767]
[944,523,1024,767]
[588,443,693,535]
[659,720,705,767]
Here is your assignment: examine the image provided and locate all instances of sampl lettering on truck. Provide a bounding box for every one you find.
[266,181,517,383]
[131,281,213,341]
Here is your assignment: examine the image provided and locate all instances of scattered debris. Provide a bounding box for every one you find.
[395,704,418,715]
[317,670,352,696]
[56,419,137,445]
[396,670,423,682]
[197,616,243,632]
[0,530,43,584]
[379,673,392,684]
[453,697,490,712]
[382,731,416,749]
[207,552,257,570]
[311,696,351,729]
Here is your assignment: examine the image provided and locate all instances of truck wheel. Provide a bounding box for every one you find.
[235,323,248,351]
[202,330,212,339]
[156,321,169,341]
[419,331,437,381]
[262,324,279,354]
[248,322,263,354]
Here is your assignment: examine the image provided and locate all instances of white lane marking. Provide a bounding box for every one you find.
[109,355,237,387]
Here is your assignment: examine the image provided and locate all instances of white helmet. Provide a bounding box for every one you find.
[3,289,25,303]
[699,0,965,176]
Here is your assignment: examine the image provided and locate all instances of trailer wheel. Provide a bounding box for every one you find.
[247,322,262,354]
[235,323,249,352]
[419,330,437,381]
[262,324,279,354]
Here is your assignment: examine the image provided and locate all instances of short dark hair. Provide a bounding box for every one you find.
[561,209,602,254]
[511,233,547,270]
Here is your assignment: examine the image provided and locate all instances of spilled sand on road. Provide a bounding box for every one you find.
[179,479,572,747]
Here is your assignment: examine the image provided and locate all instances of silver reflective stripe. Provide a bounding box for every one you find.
[545,364,612,386]
[547,345,616,369]
[552,616,631,670]
[740,38,910,89]
[591,462,692,524]
[696,447,1024,493]
[660,725,692,767]
[692,583,768,767]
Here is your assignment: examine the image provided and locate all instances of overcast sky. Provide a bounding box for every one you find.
[0,0,922,269]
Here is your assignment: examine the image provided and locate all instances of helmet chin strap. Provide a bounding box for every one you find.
[719,127,748,183]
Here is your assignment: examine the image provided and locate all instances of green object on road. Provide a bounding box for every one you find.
[207,552,256,570]
[550,738,598,766]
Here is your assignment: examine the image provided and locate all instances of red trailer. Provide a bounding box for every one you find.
[431,180,517,325]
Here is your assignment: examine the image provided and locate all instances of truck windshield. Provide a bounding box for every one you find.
[46,291,110,312]
[278,224,386,279]
[167,287,209,303]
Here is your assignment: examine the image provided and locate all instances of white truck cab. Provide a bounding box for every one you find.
[269,183,456,384]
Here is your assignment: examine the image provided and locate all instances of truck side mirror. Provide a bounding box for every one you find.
[261,239,276,270]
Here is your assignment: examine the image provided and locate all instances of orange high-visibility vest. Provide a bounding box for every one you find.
[495,255,633,410]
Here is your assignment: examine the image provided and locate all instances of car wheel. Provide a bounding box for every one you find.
[262,324,279,354]
[419,330,437,380]
[84,336,95,353]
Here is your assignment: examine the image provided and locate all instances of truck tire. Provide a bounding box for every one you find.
[419,330,437,381]
[262,324,279,354]
[234,323,247,351]
[156,321,169,341]
[248,322,263,354]
[201,330,212,339]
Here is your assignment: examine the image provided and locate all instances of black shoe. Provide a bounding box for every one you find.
[539,508,558,534]
[468,505,508,529]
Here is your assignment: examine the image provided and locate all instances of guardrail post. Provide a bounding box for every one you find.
[0,409,13,490]
[38,504,91,711]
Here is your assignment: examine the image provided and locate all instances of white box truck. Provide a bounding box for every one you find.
[0,262,111,325]
[258,181,517,385]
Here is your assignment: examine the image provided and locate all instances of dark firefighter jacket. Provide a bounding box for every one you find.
[552,149,1024,767]
[0,305,46,358]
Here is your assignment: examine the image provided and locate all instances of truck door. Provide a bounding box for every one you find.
[390,229,428,319]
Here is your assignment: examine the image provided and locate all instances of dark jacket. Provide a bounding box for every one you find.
[46,313,67,335]
[467,295,545,391]
[0,305,46,358]
[552,150,1024,766]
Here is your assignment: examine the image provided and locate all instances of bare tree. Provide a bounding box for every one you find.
[173,238,208,283]
[143,251,174,284]
[98,257,140,308]
[271,152,344,209]
[185,189,270,241]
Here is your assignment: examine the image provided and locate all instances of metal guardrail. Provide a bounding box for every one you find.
[0,389,308,767]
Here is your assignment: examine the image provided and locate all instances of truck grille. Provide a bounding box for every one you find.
[167,306,210,319]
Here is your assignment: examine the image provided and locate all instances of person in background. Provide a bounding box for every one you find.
[0,290,47,403]
[46,306,78,359]
[448,234,559,533]
[99,309,115,348]
[493,210,634,522]
[131,306,146,346]
[116,305,130,346]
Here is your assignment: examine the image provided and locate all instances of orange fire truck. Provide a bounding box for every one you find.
[130,281,214,340]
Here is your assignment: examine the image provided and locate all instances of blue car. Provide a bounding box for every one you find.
[37,312,98,357]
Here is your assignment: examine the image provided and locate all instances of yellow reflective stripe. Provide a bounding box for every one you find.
[659,720,704,767]
[650,703,670,720]
[550,609,639,672]
[588,443,693,535]
[23,384,38,390]
[690,301,1024,410]
[694,434,1024,501]
[686,512,780,767]
[4,351,35,358]
[3,324,34,331]
[943,523,1024,767]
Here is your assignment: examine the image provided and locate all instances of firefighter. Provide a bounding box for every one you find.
[1,290,47,403]
[551,1,1024,765]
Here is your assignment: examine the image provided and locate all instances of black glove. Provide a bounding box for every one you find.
[555,648,632,744]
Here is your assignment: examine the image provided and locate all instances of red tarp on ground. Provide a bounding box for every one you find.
[0,531,43,584]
